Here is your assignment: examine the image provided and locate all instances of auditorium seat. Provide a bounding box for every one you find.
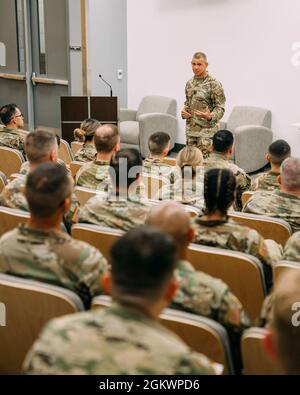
[58,139,73,165]
[0,171,7,193]
[70,141,83,155]
[69,161,84,178]
[273,260,300,283]
[0,207,29,237]
[0,147,25,178]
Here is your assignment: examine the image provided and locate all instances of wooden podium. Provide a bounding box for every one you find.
[60,96,118,143]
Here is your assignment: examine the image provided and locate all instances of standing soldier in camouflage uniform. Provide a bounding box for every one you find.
[73,118,100,162]
[147,201,250,330]
[182,52,226,159]
[0,163,109,308]
[250,139,291,192]
[23,227,219,375]
[75,124,120,191]
[0,103,28,157]
[0,130,79,232]
[193,169,283,290]
[78,149,150,231]
[204,130,251,211]
[244,157,300,233]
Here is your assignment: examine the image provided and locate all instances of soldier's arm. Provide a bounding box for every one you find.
[218,291,251,330]
[250,175,261,191]
[209,81,226,122]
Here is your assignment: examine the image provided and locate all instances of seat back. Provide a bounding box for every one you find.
[227,106,272,132]
[0,207,30,237]
[73,186,107,206]
[0,147,25,177]
[229,212,292,246]
[142,174,168,199]
[163,156,177,166]
[137,95,177,118]
[0,171,7,192]
[0,273,84,374]
[241,191,255,208]
[71,141,83,155]
[92,295,234,375]
[58,139,73,164]
[70,161,84,178]
[241,328,284,375]
[273,260,300,283]
[187,244,266,322]
[72,224,123,260]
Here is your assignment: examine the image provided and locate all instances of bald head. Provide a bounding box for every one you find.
[281,157,300,191]
[94,124,120,153]
[147,202,191,247]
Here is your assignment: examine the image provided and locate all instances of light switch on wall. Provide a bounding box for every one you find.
[117,69,123,80]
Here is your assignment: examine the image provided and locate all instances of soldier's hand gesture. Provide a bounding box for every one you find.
[194,107,212,121]
[181,107,192,119]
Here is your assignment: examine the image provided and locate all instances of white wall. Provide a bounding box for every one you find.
[127,0,300,152]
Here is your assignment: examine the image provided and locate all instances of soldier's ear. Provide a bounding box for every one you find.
[266,153,271,163]
[263,329,278,360]
[278,175,282,185]
[164,277,178,303]
[62,197,71,214]
[187,227,195,243]
[101,272,112,295]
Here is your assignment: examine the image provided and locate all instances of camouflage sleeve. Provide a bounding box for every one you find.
[0,183,29,211]
[218,291,251,330]
[257,293,274,327]
[210,81,226,122]
[63,192,80,229]
[184,81,191,110]
[175,353,219,375]
[250,175,261,191]
[283,232,300,262]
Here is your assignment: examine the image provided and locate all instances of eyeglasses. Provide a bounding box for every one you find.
[15,113,24,118]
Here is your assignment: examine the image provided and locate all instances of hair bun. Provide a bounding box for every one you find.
[74,128,86,142]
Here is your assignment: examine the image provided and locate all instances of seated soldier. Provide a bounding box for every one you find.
[264,270,300,375]
[0,130,79,232]
[75,124,120,191]
[243,157,300,233]
[0,163,108,309]
[23,227,218,375]
[19,134,67,175]
[284,231,300,261]
[157,146,204,209]
[250,139,291,192]
[193,168,283,290]
[143,131,175,183]
[204,129,251,211]
[73,118,100,162]
[147,201,250,330]
[78,148,150,231]
[0,103,27,157]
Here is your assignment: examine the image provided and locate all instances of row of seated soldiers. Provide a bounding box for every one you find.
[0,104,300,373]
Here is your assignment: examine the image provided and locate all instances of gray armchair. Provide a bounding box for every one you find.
[221,106,273,173]
[119,96,177,158]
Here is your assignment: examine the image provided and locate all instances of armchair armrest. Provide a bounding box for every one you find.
[138,113,177,158]
[119,108,137,122]
[233,125,273,173]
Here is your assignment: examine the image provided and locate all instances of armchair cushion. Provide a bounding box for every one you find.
[137,96,177,119]
[227,106,271,132]
[119,121,140,145]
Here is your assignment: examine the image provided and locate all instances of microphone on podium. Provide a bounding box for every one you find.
[99,74,113,97]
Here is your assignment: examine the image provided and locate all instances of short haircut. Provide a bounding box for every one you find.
[213,130,234,153]
[272,269,300,374]
[148,132,171,156]
[109,148,143,189]
[94,124,119,153]
[281,157,300,190]
[110,226,176,301]
[73,118,101,142]
[25,130,57,165]
[0,103,18,125]
[269,139,291,165]
[204,168,236,215]
[25,163,72,218]
[193,52,207,61]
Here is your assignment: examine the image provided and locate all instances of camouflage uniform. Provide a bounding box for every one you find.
[78,192,150,231]
[243,190,300,233]
[157,169,205,210]
[250,171,280,192]
[0,225,109,308]
[73,143,97,163]
[184,74,226,159]
[258,293,274,327]
[143,157,175,183]
[192,216,283,289]
[204,152,251,211]
[0,127,27,158]
[75,160,111,192]
[23,303,218,375]
[0,175,80,231]
[283,231,300,261]
[173,260,250,329]
[19,159,68,176]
